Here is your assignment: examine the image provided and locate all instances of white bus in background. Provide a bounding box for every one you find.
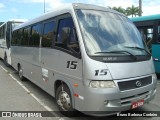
[0,19,27,65]
[11,3,157,116]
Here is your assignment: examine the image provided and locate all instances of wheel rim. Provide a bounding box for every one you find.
[57,91,71,111]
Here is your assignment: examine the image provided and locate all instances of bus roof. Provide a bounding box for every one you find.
[131,14,160,22]
[7,19,28,23]
[13,3,125,31]
[0,19,27,28]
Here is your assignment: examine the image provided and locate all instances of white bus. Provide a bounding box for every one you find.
[11,3,157,116]
[0,19,26,65]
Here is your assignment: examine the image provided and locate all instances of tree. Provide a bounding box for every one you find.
[0,22,4,25]
[112,5,142,17]
[112,6,126,15]
[126,5,139,17]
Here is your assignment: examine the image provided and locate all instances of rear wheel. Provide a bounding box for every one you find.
[4,53,9,67]
[56,84,76,117]
[18,65,24,81]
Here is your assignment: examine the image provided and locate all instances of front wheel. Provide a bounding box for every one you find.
[56,84,76,117]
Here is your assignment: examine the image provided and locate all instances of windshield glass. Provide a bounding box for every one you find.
[76,9,148,56]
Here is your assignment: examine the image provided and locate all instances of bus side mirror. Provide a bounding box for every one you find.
[62,27,70,46]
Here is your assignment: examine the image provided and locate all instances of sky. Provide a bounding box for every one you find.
[0,0,160,22]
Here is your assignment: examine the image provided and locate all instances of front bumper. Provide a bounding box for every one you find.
[81,76,157,116]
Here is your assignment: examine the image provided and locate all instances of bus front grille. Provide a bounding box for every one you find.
[117,76,152,91]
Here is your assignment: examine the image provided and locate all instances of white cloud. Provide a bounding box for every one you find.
[8,0,160,16]
[86,0,136,8]
[140,0,160,15]
[11,0,65,9]
[44,0,65,11]
[47,0,160,16]
[0,3,5,12]
[85,0,160,16]
[11,8,18,12]
[143,5,160,16]
[0,3,5,9]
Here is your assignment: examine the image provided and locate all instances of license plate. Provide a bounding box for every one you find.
[131,100,144,109]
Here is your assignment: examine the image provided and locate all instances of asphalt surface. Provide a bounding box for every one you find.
[0,59,160,120]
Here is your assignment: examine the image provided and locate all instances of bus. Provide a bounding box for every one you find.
[131,14,160,74]
[0,19,26,65]
[11,3,157,116]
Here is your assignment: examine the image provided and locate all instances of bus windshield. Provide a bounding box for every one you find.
[76,9,149,56]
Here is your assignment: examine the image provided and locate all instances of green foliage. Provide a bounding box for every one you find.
[0,22,4,26]
[112,5,142,17]
[112,6,126,15]
[126,5,139,17]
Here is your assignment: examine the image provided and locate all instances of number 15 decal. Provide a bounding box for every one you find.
[67,61,78,69]
[95,69,108,76]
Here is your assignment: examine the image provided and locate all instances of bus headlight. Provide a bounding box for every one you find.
[89,81,116,88]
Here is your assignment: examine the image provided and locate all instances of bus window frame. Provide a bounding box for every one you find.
[54,13,81,59]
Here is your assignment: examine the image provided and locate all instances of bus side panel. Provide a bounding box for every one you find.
[0,37,6,59]
[41,48,85,110]
[11,46,43,87]
[152,44,160,73]
[12,46,86,111]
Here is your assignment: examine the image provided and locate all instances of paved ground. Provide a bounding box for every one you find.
[0,59,159,120]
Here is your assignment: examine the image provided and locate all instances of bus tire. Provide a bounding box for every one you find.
[56,84,76,117]
[18,65,25,81]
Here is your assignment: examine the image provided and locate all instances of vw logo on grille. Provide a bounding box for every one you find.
[136,81,142,87]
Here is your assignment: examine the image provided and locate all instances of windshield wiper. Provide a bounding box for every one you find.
[95,51,137,60]
[124,46,151,56]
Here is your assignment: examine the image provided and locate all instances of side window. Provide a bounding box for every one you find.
[0,27,2,38]
[12,31,17,46]
[138,27,153,51]
[30,24,41,47]
[6,22,11,48]
[22,27,30,46]
[0,28,1,38]
[0,25,5,39]
[146,28,153,51]
[56,17,79,52]
[17,29,23,46]
[42,21,55,47]
[158,22,160,43]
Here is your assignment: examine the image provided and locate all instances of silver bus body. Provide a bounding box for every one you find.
[0,19,27,65]
[11,3,157,116]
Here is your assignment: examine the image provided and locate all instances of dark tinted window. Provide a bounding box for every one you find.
[30,24,41,47]
[42,21,55,47]
[56,17,79,52]
[56,17,75,43]
[138,27,153,51]
[0,25,5,39]
[12,31,18,45]
[22,27,30,46]
[158,22,160,43]
[6,22,11,48]
[16,29,23,46]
